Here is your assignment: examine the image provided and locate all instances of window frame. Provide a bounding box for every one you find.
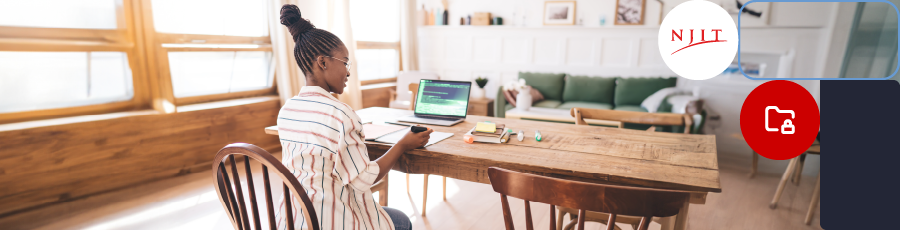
[140,0,277,106]
[0,0,152,124]
[0,0,280,124]
[355,41,401,86]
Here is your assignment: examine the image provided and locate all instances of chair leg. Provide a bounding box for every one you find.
[770,157,800,209]
[805,172,821,225]
[422,174,429,216]
[442,176,446,201]
[793,153,807,185]
[749,151,758,178]
[557,209,565,230]
[656,216,676,230]
[379,176,389,206]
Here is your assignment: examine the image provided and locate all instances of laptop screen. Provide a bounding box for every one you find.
[414,79,472,117]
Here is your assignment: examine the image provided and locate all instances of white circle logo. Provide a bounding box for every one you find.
[659,0,738,80]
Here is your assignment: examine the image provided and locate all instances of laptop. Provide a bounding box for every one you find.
[397,79,472,126]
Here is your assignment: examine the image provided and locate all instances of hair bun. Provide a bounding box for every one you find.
[280,4,315,42]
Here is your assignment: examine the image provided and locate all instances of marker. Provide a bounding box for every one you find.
[411,126,428,133]
[535,130,542,142]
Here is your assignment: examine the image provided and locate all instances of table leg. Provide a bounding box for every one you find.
[805,172,821,225]
[749,151,758,178]
[770,157,799,209]
[673,200,690,230]
[422,174,429,216]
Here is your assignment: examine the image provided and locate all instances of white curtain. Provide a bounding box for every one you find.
[271,0,363,110]
[399,0,419,71]
[330,0,363,110]
[271,0,304,105]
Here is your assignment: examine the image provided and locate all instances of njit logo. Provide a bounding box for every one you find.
[670,29,727,55]
[658,1,738,80]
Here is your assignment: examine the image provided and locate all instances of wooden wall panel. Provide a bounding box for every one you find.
[0,97,281,216]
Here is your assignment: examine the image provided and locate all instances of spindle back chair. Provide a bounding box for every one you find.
[570,107,693,134]
[487,167,692,230]
[213,143,319,230]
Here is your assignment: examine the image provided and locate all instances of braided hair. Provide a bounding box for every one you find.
[280,4,344,76]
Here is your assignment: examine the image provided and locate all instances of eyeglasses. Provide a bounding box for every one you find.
[324,56,352,72]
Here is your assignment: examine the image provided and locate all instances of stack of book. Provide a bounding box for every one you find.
[465,122,509,143]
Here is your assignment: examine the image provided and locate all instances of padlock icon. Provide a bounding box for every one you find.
[781,119,795,134]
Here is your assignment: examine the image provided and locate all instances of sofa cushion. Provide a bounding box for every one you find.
[563,75,617,104]
[613,105,649,112]
[557,102,613,111]
[614,77,677,106]
[533,100,562,108]
[519,72,566,101]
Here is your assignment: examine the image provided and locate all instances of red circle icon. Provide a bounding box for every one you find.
[740,80,820,160]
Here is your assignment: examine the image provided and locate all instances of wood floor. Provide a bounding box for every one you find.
[0,153,822,230]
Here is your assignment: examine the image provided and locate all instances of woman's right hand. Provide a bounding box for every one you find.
[396,125,433,151]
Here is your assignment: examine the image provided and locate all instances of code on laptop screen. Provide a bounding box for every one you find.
[414,80,471,117]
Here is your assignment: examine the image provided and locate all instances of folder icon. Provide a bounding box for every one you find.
[765,106,795,132]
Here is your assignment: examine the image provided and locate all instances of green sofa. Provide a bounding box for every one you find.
[495,72,702,133]
[496,72,678,116]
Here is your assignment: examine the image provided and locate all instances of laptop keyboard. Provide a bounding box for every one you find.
[417,115,460,121]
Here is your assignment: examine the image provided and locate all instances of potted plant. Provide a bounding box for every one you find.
[474,76,489,99]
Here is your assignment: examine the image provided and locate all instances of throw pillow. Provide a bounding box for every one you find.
[563,75,617,104]
[614,77,678,106]
[518,72,566,101]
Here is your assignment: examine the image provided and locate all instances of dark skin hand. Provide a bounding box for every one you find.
[306,44,432,182]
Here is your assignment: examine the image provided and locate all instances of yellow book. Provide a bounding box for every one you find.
[475,122,496,133]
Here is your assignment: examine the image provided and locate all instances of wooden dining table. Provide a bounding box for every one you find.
[265,107,721,230]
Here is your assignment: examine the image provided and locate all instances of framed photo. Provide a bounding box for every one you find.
[543,1,576,25]
[615,0,645,25]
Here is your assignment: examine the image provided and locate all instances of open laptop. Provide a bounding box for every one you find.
[397,79,471,126]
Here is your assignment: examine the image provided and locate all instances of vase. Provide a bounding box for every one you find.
[473,88,485,99]
[516,87,532,111]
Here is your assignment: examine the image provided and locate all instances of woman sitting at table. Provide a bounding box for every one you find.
[275,4,432,230]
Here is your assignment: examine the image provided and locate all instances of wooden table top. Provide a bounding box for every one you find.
[266,107,721,193]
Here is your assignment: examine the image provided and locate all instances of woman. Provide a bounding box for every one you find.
[275,4,430,230]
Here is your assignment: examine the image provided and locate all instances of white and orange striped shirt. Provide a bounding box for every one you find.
[275,86,394,230]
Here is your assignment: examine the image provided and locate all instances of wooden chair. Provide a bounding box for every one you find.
[488,167,692,230]
[570,107,693,134]
[388,71,439,109]
[213,143,388,230]
[406,82,447,216]
[769,143,820,225]
[564,107,693,229]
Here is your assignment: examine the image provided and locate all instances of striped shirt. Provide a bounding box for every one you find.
[275,86,394,230]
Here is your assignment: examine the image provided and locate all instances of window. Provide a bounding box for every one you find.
[0,51,133,113]
[840,2,899,79]
[0,0,144,123]
[149,0,275,105]
[349,0,402,85]
[0,0,279,124]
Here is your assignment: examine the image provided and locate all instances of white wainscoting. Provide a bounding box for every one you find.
[417,26,825,175]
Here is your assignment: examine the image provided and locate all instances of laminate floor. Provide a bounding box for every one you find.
[0,153,822,230]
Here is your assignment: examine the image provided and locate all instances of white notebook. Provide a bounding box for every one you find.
[373,127,454,147]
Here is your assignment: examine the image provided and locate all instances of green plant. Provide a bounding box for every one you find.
[475,77,489,89]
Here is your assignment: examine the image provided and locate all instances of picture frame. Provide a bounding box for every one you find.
[543,1,576,25]
[615,0,645,25]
